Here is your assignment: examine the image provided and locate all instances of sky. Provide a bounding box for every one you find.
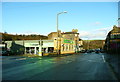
[1,1,119,40]
[118,1,120,27]
[1,0,120,2]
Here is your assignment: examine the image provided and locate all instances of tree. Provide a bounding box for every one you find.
[4,31,7,34]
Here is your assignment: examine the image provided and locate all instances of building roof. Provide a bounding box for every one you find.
[111,26,120,33]
[61,32,79,34]
[48,32,57,36]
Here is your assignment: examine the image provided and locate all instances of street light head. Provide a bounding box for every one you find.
[63,11,67,13]
[57,11,67,15]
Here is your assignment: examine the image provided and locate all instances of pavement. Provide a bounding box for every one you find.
[104,53,120,80]
[1,53,118,80]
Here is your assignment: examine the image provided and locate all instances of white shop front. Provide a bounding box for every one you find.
[24,40,54,56]
[25,43,42,56]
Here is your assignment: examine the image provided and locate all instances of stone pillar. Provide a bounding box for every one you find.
[39,46,42,56]
[34,47,36,54]
[46,47,48,53]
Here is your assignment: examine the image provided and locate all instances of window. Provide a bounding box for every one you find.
[72,45,74,50]
[114,35,117,39]
[110,35,114,39]
[69,45,71,50]
[111,34,120,39]
[75,34,78,37]
[62,44,64,51]
[66,45,68,51]
[118,34,120,38]
[79,39,81,41]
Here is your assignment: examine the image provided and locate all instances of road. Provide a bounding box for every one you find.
[1,52,117,80]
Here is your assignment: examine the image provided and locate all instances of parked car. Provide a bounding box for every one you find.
[80,50,86,53]
[86,50,92,53]
[2,50,8,56]
[100,49,105,53]
[95,49,100,54]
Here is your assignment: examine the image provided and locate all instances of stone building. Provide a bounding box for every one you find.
[48,32,57,40]
[104,25,120,53]
[48,29,83,54]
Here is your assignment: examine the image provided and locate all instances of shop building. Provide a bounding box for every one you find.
[5,40,54,56]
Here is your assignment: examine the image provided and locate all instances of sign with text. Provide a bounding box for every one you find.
[63,39,74,44]
[25,43,39,47]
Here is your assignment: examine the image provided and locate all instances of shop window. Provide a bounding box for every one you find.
[26,47,29,53]
[31,47,34,54]
[43,48,46,53]
[48,47,54,53]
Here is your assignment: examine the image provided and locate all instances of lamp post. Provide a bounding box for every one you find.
[118,18,120,27]
[56,11,67,55]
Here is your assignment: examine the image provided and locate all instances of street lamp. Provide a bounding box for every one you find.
[57,11,67,34]
[56,11,67,55]
[118,18,120,27]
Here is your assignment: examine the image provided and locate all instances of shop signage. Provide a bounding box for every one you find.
[64,39,74,44]
[25,43,39,47]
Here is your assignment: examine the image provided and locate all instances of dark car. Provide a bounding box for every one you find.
[80,50,86,53]
[100,49,105,53]
[95,49,100,54]
[86,50,92,53]
[2,51,8,56]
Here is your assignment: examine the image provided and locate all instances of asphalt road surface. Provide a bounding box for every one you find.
[2,52,117,80]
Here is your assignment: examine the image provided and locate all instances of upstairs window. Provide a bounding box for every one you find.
[110,34,120,39]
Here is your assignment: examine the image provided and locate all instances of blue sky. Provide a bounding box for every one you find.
[2,2,118,40]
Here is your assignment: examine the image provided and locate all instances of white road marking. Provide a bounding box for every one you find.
[102,55,106,62]
[16,58,26,60]
[88,60,92,62]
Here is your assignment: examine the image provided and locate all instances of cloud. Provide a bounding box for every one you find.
[79,27,113,40]
[94,22,101,26]
[9,31,41,35]
[6,26,113,40]
[78,31,90,37]
[95,27,112,31]
[88,21,102,27]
